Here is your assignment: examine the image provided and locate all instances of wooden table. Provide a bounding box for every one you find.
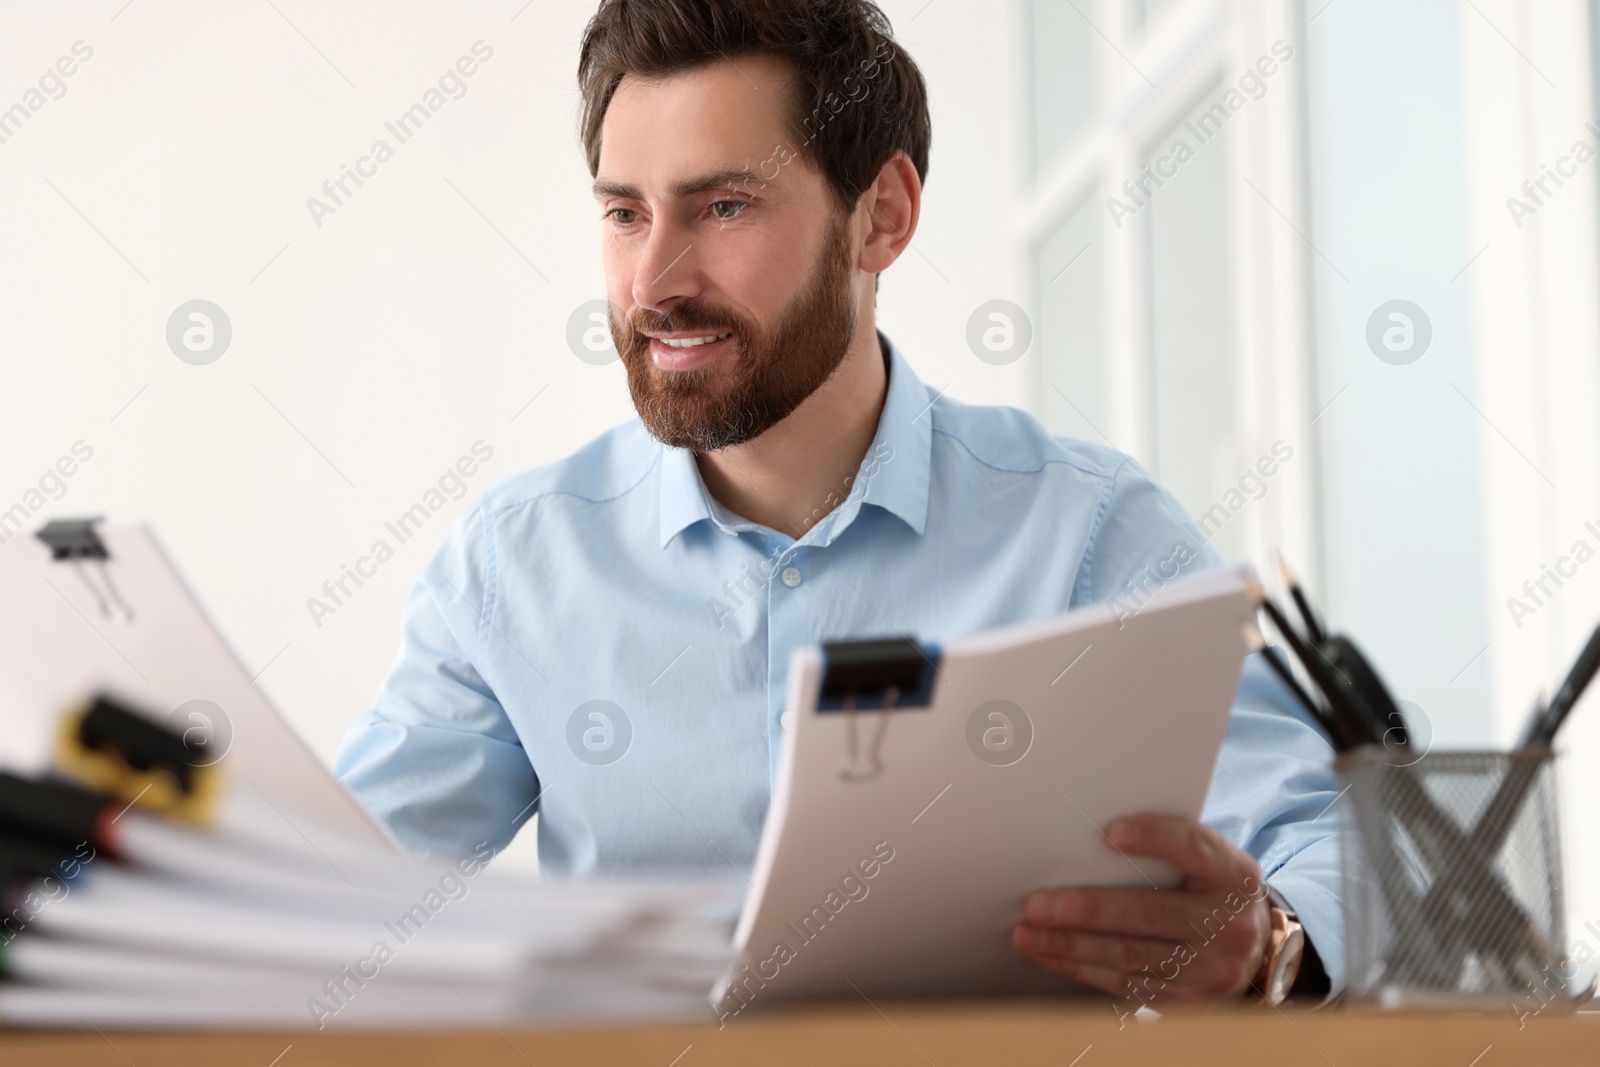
[4,1001,1597,1066]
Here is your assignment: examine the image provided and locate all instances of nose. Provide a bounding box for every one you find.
[632,217,701,312]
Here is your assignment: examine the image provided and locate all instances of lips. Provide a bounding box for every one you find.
[649,332,735,372]
[656,332,732,349]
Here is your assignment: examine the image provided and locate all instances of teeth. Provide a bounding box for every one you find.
[659,333,731,349]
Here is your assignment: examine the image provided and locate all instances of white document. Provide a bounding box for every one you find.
[0,519,388,844]
[720,564,1258,1009]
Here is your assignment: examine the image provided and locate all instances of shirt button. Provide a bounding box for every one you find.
[780,711,794,729]
[781,566,802,588]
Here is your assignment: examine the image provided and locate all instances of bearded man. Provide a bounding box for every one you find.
[336,0,1341,1008]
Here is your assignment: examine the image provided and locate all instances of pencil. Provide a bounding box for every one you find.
[1246,628,1354,750]
[1247,578,1381,748]
[1276,553,1326,645]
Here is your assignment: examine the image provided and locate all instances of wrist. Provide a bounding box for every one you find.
[1246,885,1306,1006]
[1289,931,1332,1001]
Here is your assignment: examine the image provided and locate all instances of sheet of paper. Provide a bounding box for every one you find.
[0,521,387,842]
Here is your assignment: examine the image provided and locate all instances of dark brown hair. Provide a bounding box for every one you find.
[577,0,931,217]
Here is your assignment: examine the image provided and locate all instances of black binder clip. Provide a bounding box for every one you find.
[53,694,221,826]
[817,637,939,783]
[36,518,133,625]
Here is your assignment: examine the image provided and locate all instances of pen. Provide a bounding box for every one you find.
[1528,621,1600,747]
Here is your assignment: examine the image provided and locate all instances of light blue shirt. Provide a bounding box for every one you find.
[335,330,1345,991]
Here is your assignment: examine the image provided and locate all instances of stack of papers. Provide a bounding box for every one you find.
[0,519,737,1030]
[0,755,739,1030]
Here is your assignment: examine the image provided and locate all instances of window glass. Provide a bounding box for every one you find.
[1143,94,1239,558]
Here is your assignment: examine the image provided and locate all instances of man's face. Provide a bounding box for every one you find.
[593,53,860,452]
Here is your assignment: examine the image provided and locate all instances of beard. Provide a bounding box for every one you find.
[612,208,858,453]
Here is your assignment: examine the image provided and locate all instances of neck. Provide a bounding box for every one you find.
[695,315,888,538]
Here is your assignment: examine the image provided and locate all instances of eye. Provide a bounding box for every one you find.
[710,200,748,221]
[606,208,640,225]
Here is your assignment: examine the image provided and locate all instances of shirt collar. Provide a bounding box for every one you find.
[657,329,933,548]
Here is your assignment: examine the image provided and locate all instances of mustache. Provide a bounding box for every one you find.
[620,305,743,339]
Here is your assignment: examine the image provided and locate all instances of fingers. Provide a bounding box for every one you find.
[1031,956,1133,998]
[1012,924,1189,974]
[1105,815,1262,891]
[1019,881,1273,1001]
[1022,938,1250,1002]
[1024,886,1220,942]
[1014,816,1274,1003]
[1023,886,1269,977]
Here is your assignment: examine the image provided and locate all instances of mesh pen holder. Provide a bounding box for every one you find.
[1336,746,1570,1009]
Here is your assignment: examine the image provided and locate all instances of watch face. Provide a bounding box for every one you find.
[1270,930,1306,1004]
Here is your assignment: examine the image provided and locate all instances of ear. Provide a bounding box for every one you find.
[856,150,921,278]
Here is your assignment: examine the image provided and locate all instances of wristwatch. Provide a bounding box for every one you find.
[1249,885,1306,1006]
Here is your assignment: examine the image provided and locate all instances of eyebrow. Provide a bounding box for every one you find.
[592,167,767,201]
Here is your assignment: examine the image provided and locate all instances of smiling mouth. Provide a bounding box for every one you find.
[655,332,733,349]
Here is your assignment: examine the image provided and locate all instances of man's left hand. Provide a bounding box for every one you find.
[1010,814,1271,1004]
